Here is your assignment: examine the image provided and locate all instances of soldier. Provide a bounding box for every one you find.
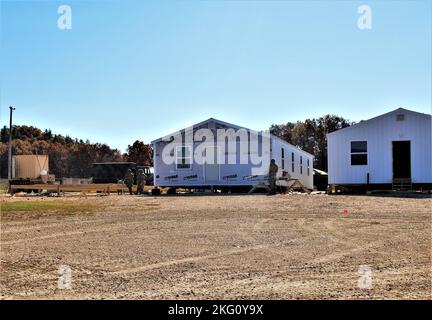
[124,169,134,195]
[136,169,146,195]
[268,158,278,195]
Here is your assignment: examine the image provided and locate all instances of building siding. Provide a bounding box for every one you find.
[152,119,314,189]
[327,109,431,185]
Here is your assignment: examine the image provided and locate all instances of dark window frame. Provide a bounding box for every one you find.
[350,141,368,166]
[281,148,285,170]
[351,141,367,153]
[291,152,295,172]
[351,154,368,166]
[300,156,303,174]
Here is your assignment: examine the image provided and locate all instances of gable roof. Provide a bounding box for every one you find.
[327,108,431,136]
[151,118,247,144]
[151,117,314,157]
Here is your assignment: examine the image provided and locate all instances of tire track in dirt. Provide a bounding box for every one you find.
[296,218,389,265]
[0,204,161,232]
[238,216,388,267]
[110,244,270,275]
[297,218,345,245]
[237,218,270,244]
[1,220,147,245]
[207,217,385,297]
[0,218,110,235]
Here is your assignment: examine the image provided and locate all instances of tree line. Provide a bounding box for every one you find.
[0,114,352,178]
[270,114,352,171]
[0,126,153,178]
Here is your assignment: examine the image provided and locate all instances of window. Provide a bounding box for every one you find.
[281,148,285,170]
[396,114,405,121]
[176,146,191,169]
[291,152,295,172]
[351,141,367,165]
[351,141,367,153]
[307,158,310,176]
[300,156,303,174]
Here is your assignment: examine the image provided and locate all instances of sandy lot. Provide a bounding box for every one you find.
[0,193,431,299]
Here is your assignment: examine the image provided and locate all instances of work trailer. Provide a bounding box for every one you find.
[151,118,314,191]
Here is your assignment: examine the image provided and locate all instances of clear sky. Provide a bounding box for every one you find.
[1,0,431,152]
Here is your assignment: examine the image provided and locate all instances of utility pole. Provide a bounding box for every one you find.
[8,106,15,180]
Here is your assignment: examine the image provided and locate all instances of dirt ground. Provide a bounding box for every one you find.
[0,193,431,300]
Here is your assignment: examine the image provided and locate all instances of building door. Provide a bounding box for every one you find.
[392,141,411,179]
[204,146,219,181]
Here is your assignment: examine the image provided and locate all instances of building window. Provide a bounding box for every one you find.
[396,114,405,121]
[291,152,295,172]
[307,158,310,176]
[300,156,303,174]
[281,148,285,170]
[351,141,367,165]
[176,145,191,169]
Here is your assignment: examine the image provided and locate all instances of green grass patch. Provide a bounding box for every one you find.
[0,200,102,221]
[1,201,99,213]
[0,180,8,192]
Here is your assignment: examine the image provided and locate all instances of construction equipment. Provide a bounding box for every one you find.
[91,162,136,183]
[135,165,153,185]
[91,162,153,185]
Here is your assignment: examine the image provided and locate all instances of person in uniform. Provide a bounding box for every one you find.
[124,169,134,195]
[268,159,279,195]
[136,169,146,195]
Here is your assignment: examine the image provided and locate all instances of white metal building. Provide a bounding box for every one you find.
[327,108,432,189]
[152,118,314,190]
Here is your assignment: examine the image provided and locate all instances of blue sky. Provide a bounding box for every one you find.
[1,0,431,152]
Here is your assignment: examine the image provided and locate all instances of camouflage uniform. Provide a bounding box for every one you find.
[268,159,278,195]
[136,169,146,195]
[124,169,134,195]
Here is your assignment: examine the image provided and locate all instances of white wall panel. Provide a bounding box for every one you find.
[328,109,431,184]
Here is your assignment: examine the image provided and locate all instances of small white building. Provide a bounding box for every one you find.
[151,118,314,191]
[327,108,432,190]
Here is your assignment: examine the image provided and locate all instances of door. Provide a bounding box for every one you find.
[392,141,411,179]
[204,146,219,181]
